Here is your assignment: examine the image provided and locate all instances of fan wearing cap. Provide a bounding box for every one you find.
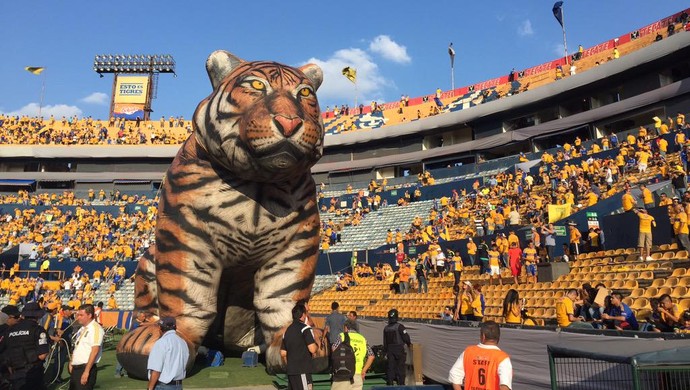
[0,302,49,390]
[147,317,188,390]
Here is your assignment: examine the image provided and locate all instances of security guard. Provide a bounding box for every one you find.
[0,302,50,390]
[382,308,411,386]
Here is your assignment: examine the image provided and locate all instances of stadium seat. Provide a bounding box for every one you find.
[662,252,675,260]
[664,277,679,288]
[679,299,690,312]
[671,268,688,278]
[672,286,688,299]
[657,287,673,296]
[629,288,644,299]
[675,251,689,260]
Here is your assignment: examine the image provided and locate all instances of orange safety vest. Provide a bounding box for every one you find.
[462,345,510,390]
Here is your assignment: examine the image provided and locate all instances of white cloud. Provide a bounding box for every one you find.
[518,20,534,37]
[304,48,391,107]
[80,92,109,105]
[0,102,82,118]
[368,35,411,64]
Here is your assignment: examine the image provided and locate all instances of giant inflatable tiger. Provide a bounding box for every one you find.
[116,50,325,378]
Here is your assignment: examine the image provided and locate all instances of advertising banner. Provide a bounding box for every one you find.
[113,103,145,120]
[114,76,149,104]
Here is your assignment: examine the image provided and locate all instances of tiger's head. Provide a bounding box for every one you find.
[193,50,324,182]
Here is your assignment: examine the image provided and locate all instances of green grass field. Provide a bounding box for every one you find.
[46,335,275,390]
[43,334,391,390]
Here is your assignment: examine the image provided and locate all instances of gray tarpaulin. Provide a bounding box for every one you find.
[355,319,687,389]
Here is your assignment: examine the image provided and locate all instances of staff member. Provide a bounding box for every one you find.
[331,319,375,390]
[0,302,50,390]
[448,321,512,390]
[69,304,103,390]
[147,317,188,390]
[281,303,317,390]
[383,309,411,386]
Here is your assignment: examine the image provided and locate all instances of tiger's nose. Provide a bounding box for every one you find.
[273,115,303,137]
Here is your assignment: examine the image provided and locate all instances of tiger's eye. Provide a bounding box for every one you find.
[251,80,265,90]
[299,88,311,97]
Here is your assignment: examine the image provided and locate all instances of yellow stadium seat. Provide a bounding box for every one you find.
[622,297,633,307]
[650,279,666,288]
[664,277,679,288]
[629,288,644,299]
[672,286,688,299]
[631,297,650,310]
[679,298,690,312]
[643,287,658,298]
[657,287,673,296]
[662,252,675,260]
[675,251,689,260]
[670,243,679,250]
[635,308,652,321]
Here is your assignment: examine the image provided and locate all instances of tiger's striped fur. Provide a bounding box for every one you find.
[116,50,324,377]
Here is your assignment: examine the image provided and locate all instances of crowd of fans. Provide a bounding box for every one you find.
[322,111,690,334]
[0,262,128,311]
[0,203,155,262]
[0,114,191,145]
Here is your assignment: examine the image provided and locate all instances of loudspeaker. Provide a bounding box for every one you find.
[536,261,570,282]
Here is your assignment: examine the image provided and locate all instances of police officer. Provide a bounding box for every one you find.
[382,308,411,386]
[0,302,50,390]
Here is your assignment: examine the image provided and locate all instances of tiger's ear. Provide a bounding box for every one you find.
[299,63,323,91]
[206,50,245,90]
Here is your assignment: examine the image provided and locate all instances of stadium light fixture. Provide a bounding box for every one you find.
[93,53,176,74]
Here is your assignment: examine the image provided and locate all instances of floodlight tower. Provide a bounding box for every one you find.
[93,54,176,121]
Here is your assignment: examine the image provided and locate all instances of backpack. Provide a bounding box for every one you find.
[331,332,356,383]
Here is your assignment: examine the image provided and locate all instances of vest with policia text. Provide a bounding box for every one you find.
[462,345,509,390]
[3,319,49,369]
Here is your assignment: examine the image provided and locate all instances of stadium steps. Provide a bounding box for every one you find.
[325,200,435,253]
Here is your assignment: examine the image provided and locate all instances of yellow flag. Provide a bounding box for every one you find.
[25,67,45,75]
[342,67,356,83]
[548,203,572,223]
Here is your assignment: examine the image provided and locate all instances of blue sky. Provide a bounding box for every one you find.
[0,1,687,120]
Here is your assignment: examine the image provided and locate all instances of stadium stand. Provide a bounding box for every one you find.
[1,9,690,343]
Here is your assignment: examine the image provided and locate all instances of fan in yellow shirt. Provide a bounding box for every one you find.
[634,208,656,260]
[621,189,635,212]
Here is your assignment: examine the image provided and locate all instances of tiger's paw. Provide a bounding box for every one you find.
[265,342,285,374]
[116,324,162,380]
[116,324,195,380]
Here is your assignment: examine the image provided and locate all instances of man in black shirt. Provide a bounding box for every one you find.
[0,302,50,390]
[281,304,317,390]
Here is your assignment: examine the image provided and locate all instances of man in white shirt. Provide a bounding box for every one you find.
[448,321,512,390]
[147,317,189,390]
[69,304,104,390]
